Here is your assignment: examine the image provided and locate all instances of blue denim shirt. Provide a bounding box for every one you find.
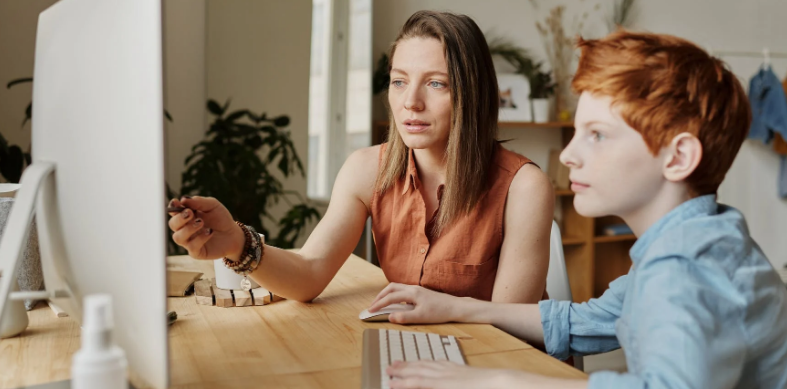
[539,195,787,388]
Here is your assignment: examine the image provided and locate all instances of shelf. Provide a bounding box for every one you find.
[593,234,637,243]
[561,236,586,246]
[554,188,574,196]
[373,121,573,129]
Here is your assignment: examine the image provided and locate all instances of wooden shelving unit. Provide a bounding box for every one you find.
[371,120,635,302]
[593,234,637,244]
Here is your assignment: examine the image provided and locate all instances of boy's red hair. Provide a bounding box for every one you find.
[572,30,751,195]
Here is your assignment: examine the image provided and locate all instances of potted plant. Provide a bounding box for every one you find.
[527,63,556,123]
[171,99,321,256]
[3,78,34,183]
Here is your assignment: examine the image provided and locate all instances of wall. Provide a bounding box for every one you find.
[164,0,207,194]
[373,0,787,268]
[0,0,58,158]
[206,0,314,245]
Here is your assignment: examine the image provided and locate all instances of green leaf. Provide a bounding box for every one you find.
[207,100,224,116]
[273,115,290,127]
[0,146,25,183]
[372,53,390,95]
[0,132,9,154]
[22,103,32,127]
[6,77,33,89]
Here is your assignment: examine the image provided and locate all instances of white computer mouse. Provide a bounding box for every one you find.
[359,303,415,322]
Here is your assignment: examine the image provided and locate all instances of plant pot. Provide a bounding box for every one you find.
[214,259,260,290]
[531,98,551,123]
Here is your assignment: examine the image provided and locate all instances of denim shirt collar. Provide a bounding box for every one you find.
[629,194,718,264]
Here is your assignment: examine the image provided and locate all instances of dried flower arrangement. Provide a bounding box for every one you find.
[529,0,600,120]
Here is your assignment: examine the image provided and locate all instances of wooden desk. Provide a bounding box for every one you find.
[1,255,585,388]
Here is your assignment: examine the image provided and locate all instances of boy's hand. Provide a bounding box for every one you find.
[367,283,466,324]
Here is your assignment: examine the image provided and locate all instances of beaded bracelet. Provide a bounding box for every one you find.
[222,222,265,290]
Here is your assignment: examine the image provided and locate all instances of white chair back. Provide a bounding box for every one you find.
[546,220,583,371]
[546,220,573,301]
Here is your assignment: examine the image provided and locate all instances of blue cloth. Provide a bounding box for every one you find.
[749,67,787,198]
[539,195,787,389]
[748,66,787,144]
[781,156,787,198]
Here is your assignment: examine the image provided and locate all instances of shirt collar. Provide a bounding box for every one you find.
[629,194,718,263]
[402,148,421,195]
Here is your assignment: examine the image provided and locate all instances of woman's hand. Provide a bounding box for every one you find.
[167,196,244,260]
[367,283,468,324]
[387,361,531,389]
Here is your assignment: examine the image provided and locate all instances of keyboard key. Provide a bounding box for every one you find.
[389,330,404,363]
[414,332,432,360]
[402,331,418,361]
[445,336,465,364]
[428,333,447,361]
[379,330,390,388]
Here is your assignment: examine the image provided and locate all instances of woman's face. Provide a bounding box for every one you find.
[388,37,453,151]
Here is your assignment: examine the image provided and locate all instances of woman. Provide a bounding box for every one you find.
[168,10,554,304]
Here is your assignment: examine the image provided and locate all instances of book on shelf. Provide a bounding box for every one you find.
[603,223,633,236]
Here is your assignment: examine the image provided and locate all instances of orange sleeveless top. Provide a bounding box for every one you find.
[370,143,535,301]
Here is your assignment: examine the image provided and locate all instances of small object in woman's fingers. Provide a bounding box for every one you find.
[167,206,186,214]
[167,310,177,326]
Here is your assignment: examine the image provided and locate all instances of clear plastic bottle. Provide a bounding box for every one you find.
[71,294,128,389]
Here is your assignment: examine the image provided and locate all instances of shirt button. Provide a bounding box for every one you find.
[419,248,426,254]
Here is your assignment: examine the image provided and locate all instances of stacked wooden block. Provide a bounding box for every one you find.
[194,278,284,308]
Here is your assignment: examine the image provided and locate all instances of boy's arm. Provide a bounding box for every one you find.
[369,274,628,357]
[460,273,629,358]
[587,257,746,389]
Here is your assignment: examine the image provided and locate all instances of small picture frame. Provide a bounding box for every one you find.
[497,73,531,122]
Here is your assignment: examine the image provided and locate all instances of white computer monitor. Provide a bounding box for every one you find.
[0,0,169,387]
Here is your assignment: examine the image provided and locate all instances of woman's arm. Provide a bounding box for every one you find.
[492,163,554,303]
[173,146,380,302]
[247,145,380,301]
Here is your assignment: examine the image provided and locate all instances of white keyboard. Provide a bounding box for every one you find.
[361,328,466,389]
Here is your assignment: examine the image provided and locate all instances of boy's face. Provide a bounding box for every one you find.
[561,92,668,218]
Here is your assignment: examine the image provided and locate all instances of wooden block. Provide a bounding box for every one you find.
[212,281,235,308]
[233,290,252,307]
[167,270,203,297]
[251,287,271,305]
[193,279,214,306]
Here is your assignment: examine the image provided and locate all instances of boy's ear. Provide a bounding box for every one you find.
[663,132,703,183]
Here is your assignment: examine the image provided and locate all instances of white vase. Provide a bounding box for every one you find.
[531,98,551,123]
[213,259,260,290]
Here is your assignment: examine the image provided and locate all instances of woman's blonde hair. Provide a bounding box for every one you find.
[375,10,500,236]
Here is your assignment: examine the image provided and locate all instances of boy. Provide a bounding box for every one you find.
[367,30,787,389]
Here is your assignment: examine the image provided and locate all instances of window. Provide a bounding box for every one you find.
[307,0,372,200]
